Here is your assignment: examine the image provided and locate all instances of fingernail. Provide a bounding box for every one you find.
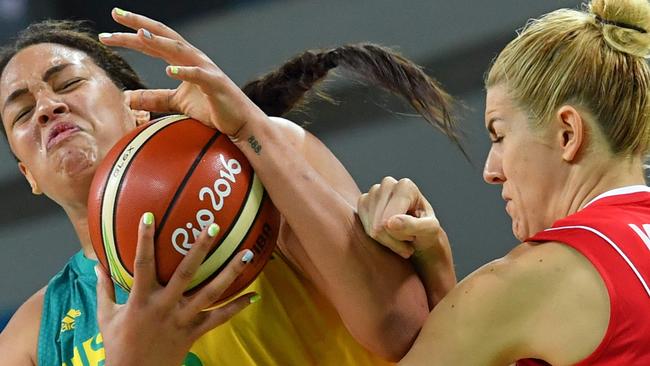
[142,212,154,226]
[169,65,179,74]
[114,7,128,16]
[94,265,100,277]
[98,32,112,39]
[249,294,261,304]
[241,249,254,263]
[141,28,152,40]
[208,223,220,237]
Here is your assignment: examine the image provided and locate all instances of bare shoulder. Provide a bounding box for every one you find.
[499,242,610,364]
[401,242,609,366]
[266,116,307,146]
[266,116,360,201]
[0,287,46,366]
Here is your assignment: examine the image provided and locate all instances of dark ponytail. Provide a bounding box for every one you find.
[242,43,464,154]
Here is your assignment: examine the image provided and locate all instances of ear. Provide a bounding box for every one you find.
[123,91,151,127]
[133,109,151,127]
[18,162,42,195]
[556,105,584,162]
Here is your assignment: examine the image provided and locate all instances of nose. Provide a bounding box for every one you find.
[483,147,505,184]
[36,93,69,125]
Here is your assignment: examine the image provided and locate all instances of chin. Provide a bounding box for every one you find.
[52,144,99,178]
[511,220,529,242]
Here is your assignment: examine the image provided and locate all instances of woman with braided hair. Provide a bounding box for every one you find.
[0,8,459,366]
[358,0,650,364]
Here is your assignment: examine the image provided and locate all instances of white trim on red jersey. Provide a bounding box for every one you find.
[544,225,650,298]
[584,185,650,209]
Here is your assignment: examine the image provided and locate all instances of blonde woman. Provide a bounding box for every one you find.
[358,0,650,364]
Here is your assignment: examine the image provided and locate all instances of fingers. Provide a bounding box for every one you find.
[181,249,254,317]
[386,214,441,241]
[358,177,418,258]
[99,22,205,68]
[382,178,427,224]
[95,264,117,326]
[371,176,401,235]
[125,89,177,114]
[110,7,185,42]
[132,212,158,295]
[164,223,221,301]
[164,65,227,94]
[192,292,259,337]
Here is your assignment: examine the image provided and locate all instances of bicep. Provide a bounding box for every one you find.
[400,259,535,366]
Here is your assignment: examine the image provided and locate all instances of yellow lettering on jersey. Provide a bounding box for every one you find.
[82,333,105,366]
[67,347,84,366]
[62,332,104,366]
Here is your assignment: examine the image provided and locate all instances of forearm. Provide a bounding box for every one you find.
[232,116,428,359]
[410,229,457,309]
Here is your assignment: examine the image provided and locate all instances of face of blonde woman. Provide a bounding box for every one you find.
[482,85,567,241]
[0,43,137,209]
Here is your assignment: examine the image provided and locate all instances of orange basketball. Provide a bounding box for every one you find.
[87,115,279,302]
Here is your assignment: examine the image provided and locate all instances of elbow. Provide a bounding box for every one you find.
[357,306,429,362]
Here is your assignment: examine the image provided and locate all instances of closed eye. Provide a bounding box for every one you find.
[57,78,83,92]
[13,106,33,125]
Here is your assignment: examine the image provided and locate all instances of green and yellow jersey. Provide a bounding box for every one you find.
[38,250,393,366]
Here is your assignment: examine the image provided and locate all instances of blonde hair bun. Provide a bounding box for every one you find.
[590,0,650,57]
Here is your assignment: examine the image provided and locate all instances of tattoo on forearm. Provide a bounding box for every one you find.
[247,135,262,155]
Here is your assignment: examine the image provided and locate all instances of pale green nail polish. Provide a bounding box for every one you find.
[242,249,254,263]
[142,212,154,225]
[169,66,179,75]
[98,33,112,38]
[114,7,128,16]
[208,223,220,237]
[250,294,261,304]
[141,28,153,40]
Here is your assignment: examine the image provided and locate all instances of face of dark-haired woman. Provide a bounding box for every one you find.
[0,43,139,210]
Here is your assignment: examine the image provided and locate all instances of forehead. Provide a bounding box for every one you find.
[0,43,94,97]
[484,85,524,126]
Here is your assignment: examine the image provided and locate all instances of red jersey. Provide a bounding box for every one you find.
[517,186,650,366]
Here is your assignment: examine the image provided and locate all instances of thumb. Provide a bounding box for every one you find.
[95,265,117,325]
[125,89,178,114]
[386,214,440,241]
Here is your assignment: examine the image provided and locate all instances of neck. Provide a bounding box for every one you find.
[65,205,97,260]
[558,154,645,218]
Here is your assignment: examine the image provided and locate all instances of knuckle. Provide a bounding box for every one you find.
[133,256,154,269]
[154,20,166,31]
[173,39,186,51]
[175,266,196,281]
[139,227,154,241]
[381,176,397,185]
[357,193,367,206]
[398,177,414,188]
[203,286,225,304]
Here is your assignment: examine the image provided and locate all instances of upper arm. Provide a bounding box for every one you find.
[266,117,428,359]
[400,242,609,366]
[0,287,46,366]
[268,117,361,205]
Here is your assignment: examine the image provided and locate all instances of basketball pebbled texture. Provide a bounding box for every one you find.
[88,115,279,302]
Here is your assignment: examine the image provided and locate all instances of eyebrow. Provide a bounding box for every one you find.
[486,117,500,136]
[2,63,72,113]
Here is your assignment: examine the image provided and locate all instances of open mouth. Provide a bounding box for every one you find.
[47,123,81,151]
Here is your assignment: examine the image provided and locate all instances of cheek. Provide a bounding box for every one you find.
[10,124,43,160]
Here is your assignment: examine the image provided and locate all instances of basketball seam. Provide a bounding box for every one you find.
[154,131,222,248]
[101,118,186,286]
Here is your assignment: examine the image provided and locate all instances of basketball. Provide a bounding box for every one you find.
[87,115,279,302]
